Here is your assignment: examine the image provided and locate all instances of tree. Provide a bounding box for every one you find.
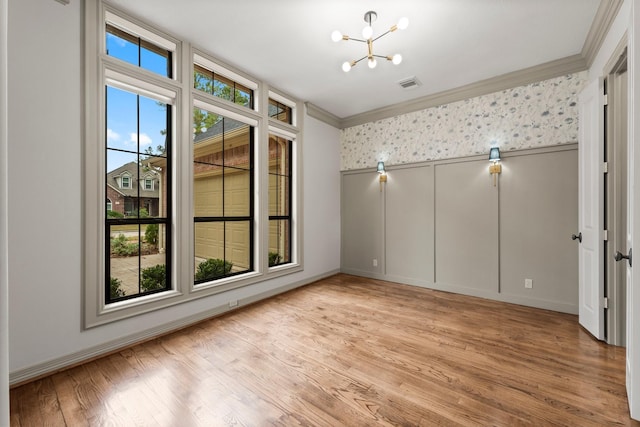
[192,70,250,138]
[154,71,253,141]
[193,108,220,138]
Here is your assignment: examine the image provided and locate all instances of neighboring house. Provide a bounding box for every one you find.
[147,116,289,270]
[106,161,160,217]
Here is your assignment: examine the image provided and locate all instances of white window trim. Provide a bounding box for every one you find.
[84,1,304,329]
[194,52,258,93]
[104,6,179,80]
[105,10,177,52]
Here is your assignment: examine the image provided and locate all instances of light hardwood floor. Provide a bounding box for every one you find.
[10,274,640,426]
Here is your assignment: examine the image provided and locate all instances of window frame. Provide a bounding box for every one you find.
[267,130,294,268]
[192,106,256,286]
[104,85,173,304]
[84,2,303,328]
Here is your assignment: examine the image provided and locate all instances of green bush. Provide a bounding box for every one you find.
[107,210,124,218]
[111,233,138,256]
[268,252,282,267]
[195,258,232,282]
[129,208,149,218]
[141,264,166,292]
[110,277,126,299]
[145,223,159,246]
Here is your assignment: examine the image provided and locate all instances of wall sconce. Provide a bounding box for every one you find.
[488,147,501,187]
[377,161,387,191]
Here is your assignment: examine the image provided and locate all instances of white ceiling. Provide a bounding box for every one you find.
[106,0,601,120]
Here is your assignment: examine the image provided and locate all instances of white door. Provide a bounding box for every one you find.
[630,2,640,417]
[578,78,605,340]
[627,80,636,416]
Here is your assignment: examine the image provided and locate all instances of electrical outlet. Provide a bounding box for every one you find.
[525,279,533,289]
[229,300,238,308]
[373,259,378,267]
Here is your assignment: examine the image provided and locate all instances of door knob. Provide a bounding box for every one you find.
[614,248,632,268]
[571,232,582,243]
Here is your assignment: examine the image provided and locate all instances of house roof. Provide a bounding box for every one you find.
[106,161,160,199]
[193,116,248,144]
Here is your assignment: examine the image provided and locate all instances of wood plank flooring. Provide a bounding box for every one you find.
[10,274,640,426]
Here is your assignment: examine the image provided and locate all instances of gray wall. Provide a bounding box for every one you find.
[341,145,578,314]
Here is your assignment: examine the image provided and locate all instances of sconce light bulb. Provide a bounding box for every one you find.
[331,30,342,42]
[397,17,409,30]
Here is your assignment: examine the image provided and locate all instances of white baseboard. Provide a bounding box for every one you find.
[9,269,340,386]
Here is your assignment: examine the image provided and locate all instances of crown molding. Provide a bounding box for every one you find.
[582,0,624,68]
[305,102,341,128]
[306,0,622,130]
[339,54,587,129]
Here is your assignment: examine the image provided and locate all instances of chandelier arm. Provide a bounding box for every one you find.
[372,30,392,43]
[372,54,391,59]
[345,37,368,43]
[351,55,368,65]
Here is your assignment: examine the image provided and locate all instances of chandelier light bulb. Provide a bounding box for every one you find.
[397,17,409,30]
[392,54,402,65]
[368,57,377,69]
[362,25,373,39]
[331,30,342,42]
[342,61,352,72]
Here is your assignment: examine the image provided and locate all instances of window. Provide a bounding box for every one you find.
[269,98,293,124]
[144,177,153,190]
[121,174,131,189]
[106,24,172,78]
[268,134,292,266]
[105,84,171,303]
[194,64,253,109]
[193,109,254,284]
[85,3,301,327]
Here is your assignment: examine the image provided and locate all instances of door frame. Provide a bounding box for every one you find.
[604,40,629,346]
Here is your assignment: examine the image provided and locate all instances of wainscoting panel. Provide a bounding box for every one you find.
[340,145,579,313]
[341,172,383,276]
[385,165,435,283]
[434,159,499,293]
[499,148,578,309]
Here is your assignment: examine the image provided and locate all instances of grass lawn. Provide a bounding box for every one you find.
[111,224,140,233]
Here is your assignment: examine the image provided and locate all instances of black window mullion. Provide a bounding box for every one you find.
[222,119,226,267]
[136,96,141,294]
[164,104,172,290]
[249,127,255,270]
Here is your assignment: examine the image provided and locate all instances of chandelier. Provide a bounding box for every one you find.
[331,11,409,72]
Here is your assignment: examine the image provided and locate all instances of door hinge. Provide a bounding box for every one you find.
[603,297,609,309]
[603,229,608,241]
[601,162,609,173]
[603,94,608,106]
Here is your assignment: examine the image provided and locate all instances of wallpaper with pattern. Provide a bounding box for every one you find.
[340,71,588,171]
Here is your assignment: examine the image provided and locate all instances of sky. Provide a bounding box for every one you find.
[106,31,169,173]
